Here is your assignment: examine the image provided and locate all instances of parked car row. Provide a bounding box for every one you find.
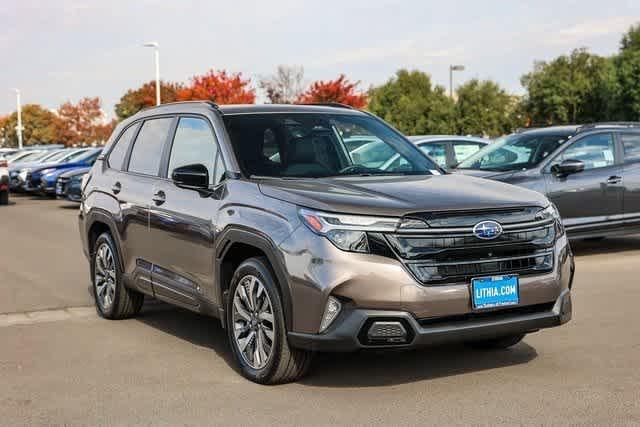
[0,146,102,204]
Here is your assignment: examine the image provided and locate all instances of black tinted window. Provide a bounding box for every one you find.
[169,118,218,185]
[128,118,172,176]
[108,124,138,170]
[622,133,640,164]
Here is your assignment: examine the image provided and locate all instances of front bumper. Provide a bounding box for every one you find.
[289,289,572,352]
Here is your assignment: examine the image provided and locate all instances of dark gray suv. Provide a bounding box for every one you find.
[79,102,573,384]
[457,124,640,239]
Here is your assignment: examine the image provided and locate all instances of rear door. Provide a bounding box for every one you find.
[147,116,224,308]
[118,117,174,292]
[544,132,623,230]
[620,132,640,223]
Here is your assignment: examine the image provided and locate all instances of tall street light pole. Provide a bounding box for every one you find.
[449,65,465,99]
[143,42,161,105]
[12,89,23,149]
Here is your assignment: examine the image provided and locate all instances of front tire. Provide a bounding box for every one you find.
[92,232,143,319]
[226,257,312,384]
[466,333,525,349]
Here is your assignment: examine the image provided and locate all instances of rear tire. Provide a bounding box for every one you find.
[0,191,8,205]
[92,232,143,319]
[226,257,312,384]
[466,333,525,350]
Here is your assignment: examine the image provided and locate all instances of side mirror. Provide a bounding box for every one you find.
[171,164,209,190]
[551,159,585,177]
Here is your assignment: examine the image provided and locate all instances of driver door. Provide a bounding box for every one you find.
[544,132,623,230]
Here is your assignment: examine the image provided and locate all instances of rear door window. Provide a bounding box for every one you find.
[621,133,640,164]
[452,141,484,164]
[128,118,173,176]
[419,142,447,167]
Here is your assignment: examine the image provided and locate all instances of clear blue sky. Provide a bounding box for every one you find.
[1,0,639,117]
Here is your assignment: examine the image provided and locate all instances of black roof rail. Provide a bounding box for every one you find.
[143,100,220,110]
[300,102,354,110]
[576,122,640,133]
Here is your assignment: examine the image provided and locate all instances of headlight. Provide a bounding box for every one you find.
[537,203,564,236]
[299,208,400,253]
[71,173,85,183]
[39,168,55,176]
[18,170,28,181]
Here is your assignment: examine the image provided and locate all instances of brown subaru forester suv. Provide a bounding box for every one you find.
[79,102,574,384]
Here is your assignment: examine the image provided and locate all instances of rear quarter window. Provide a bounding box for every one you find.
[108,123,139,170]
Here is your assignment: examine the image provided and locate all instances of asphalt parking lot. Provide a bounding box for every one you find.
[1,195,640,426]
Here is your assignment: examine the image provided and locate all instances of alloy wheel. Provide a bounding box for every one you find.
[94,243,117,311]
[232,275,275,370]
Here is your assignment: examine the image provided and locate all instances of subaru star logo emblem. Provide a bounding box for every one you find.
[473,220,503,240]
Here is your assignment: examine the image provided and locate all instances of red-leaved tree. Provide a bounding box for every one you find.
[177,69,256,104]
[296,74,367,108]
[55,97,113,146]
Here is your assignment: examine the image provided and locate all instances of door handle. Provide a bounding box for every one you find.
[606,176,622,185]
[111,182,121,194]
[152,190,166,205]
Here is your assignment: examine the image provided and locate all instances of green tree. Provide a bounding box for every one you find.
[614,24,640,120]
[0,104,58,147]
[621,23,640,52]
[455,79,522,137]
[115,80,182,120]
[368,69,455,134]
[521,48,618,124]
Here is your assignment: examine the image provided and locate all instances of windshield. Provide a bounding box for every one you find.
[57,149,87,163]
[457,133,570,171]
[223,113,440,178]
[39,150,67,162]
[9,151,43,163]
[74,149,101,162]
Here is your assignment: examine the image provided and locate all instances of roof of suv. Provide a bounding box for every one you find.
[134,101,366,118]
[218,103,363,115]
[516,125,579,137]
[516,123,640,137]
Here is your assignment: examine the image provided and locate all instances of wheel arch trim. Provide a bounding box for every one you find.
[215,226,293,330]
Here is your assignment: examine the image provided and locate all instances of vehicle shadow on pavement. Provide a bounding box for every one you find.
[301,343,537,387]
[131,298,538,387]
[570,236,640,256]
[58,203,80,210]
[135,302,239,372]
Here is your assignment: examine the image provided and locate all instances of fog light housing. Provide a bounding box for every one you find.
[319,296,342,333]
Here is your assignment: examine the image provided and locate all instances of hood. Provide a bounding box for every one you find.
[258,174,549,217]
[10,161,59,173]
[33,161,85,175]
[59,167,90,179]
